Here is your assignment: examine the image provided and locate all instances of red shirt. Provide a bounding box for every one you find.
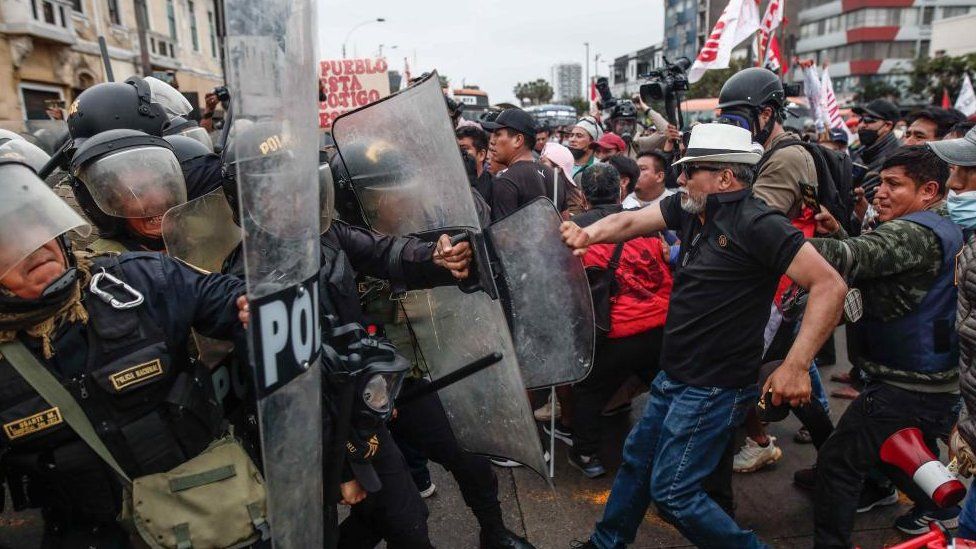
[583,237,673,338]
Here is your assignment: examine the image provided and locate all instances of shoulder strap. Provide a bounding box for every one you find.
[0,340,132,484]
[608,242,626,274]
[88,238,129,254]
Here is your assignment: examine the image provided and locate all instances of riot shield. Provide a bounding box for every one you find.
[332,73,547,475]
[486,198,595,389]
[224,0,323,545]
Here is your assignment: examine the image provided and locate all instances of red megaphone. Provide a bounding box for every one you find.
[880,427,966,508]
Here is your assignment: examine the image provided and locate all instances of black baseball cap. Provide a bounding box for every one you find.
[853,99,900,123]
[829,128,849,146]
[481,108,538,136]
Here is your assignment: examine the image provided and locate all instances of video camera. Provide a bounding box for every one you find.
[213,85,231,109]
[594,77,616,111]
[639,57,692,128]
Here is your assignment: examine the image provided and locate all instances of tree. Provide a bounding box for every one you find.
[566,96,589,116]
[684,58,750,99]
[910,53,976,104]
[513,79,555,106]
[854,78,902,103]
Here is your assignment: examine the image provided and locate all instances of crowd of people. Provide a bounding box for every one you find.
[3,62,976,549]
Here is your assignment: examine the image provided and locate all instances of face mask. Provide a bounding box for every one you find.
[569,147,587,161]
[858,128,879,148]
[948,190,976,229]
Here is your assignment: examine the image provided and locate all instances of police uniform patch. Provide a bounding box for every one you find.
[718,234,729,247]
[4,407,63,440]
[110,359,164,391]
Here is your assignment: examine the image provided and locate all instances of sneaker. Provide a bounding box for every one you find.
[793,465,817,491]
[894,506,960,535]
[534,400,561,422]
[543,421,575,447]
[733,436,782,473]
[568,451,606,478]
[794,427,813,444]
[856,485,899,513]
[418,480,436,498]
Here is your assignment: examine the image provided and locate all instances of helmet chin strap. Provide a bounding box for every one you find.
[754,109,776,147]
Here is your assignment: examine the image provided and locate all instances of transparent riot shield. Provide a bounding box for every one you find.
[224,0,323,544]
[161,188,242,368]
[332,73,546,474]
[486,198,595,389]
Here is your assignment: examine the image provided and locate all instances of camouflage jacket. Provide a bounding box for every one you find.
[811,202,957,391]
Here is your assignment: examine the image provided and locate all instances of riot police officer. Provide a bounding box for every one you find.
[164,134,224,200]
[0,153,247,547]
[68,129,187,253]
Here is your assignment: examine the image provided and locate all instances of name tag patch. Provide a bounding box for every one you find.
[4,407,63,440]
[110,359,164,391]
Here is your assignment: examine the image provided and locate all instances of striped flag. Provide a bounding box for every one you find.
[755,0,784,64]
[820,67,853,140]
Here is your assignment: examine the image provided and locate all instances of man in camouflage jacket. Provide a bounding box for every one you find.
[809,146,964,547]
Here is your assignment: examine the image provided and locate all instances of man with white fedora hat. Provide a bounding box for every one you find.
[562,123,846,549]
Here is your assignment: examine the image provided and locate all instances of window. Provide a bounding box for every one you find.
[166,0,176,40]
[42,1,55,24]
[918,39,930,58]
[20,84,63,120]
[208,11,217,57]
[188,1,199,51]
[922,6,934,25]
[942,6,970,19]
[71,0,82,12]
[107,0,120,25]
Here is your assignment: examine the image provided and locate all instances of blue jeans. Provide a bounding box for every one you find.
[810,361,830,414]
[590,371,767,549]
[958,481,976,540]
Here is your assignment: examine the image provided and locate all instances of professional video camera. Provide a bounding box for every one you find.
[639,57,692,128]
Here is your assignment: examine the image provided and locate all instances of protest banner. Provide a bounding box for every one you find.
[319,57,391,130]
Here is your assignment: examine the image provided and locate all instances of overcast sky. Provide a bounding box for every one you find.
[317,0,665,104]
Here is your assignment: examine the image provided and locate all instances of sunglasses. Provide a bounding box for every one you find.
[860,115,881,124]
[682,164,725,178]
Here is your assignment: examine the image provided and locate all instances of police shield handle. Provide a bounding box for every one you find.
[432,233,472,279]
[560,221,592,256]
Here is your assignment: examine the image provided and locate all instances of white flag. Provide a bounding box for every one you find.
[756,0,784,61]
[956,74,976,117]
[688,0,761,84]
[820,67,854,140]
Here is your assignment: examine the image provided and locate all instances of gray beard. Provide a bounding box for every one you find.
[680,192,706,214]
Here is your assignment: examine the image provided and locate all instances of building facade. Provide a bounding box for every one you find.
[930,11,976,57]
[794,0,976,96]
[611,44,665,98]
[0,0,224,132]
[551,62,582,102]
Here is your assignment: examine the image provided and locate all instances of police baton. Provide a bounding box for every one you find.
[396,352,503,406]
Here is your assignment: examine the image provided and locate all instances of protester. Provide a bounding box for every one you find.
[852,98,902,201]
[594,133,627,162]
[947,120,976,140]
[903,108,966,146]
[562,123,846,549]
[622,150,674,209]
[928,126,976,539]
[535,122,552,154]
[483,108,566,220]
[606,155,639,204]
[457,125,493,201]
[819,128,850,154]
[541,142,587,216]
[569,116,603,179]
[811,146,962,542]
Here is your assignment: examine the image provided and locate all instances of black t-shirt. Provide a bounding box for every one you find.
[473,171,493,206]
[490,160,566,221]
[659,189,805,388]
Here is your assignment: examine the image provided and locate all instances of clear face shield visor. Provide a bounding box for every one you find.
[75,146,187,219]
[0,163,90,279]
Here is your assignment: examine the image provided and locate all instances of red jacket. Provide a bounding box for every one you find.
[774,206,816,307]
[583,237,673,338]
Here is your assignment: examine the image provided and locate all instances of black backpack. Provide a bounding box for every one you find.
[757,140,856,234]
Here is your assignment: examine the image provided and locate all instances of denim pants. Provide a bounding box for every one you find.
[959,484,976,540]
[590,371,767,549]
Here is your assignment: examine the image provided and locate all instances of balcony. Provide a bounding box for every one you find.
[0,0,77,45]
[147,31,180,70]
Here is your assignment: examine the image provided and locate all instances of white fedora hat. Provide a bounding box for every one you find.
[673,123,762,166]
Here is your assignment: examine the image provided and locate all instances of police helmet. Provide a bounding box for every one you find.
[69,129,185,236]
[610,100,638,120]
[164,134,213,163]
[163,116,214,152]
[67,79,169,145]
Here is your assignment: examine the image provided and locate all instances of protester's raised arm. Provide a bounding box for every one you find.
[560,202,668,256]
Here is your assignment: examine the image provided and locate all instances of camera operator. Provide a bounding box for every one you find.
[200,86,229,134]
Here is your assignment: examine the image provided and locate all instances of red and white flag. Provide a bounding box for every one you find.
[820,67,854,139]
[755,0,784,63]
[763,32,785,73]
[689,0,761,83]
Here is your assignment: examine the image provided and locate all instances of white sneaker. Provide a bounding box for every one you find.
[419,482,436,498]
[733,436,782,473]
[534,400,561,422]
[490,451,550,468]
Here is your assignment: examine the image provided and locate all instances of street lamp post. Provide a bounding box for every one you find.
[342,17,385,58]
[377,44,398,57]
[584,41,590,106]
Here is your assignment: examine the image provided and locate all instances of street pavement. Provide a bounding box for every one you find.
[0,328,955,547]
